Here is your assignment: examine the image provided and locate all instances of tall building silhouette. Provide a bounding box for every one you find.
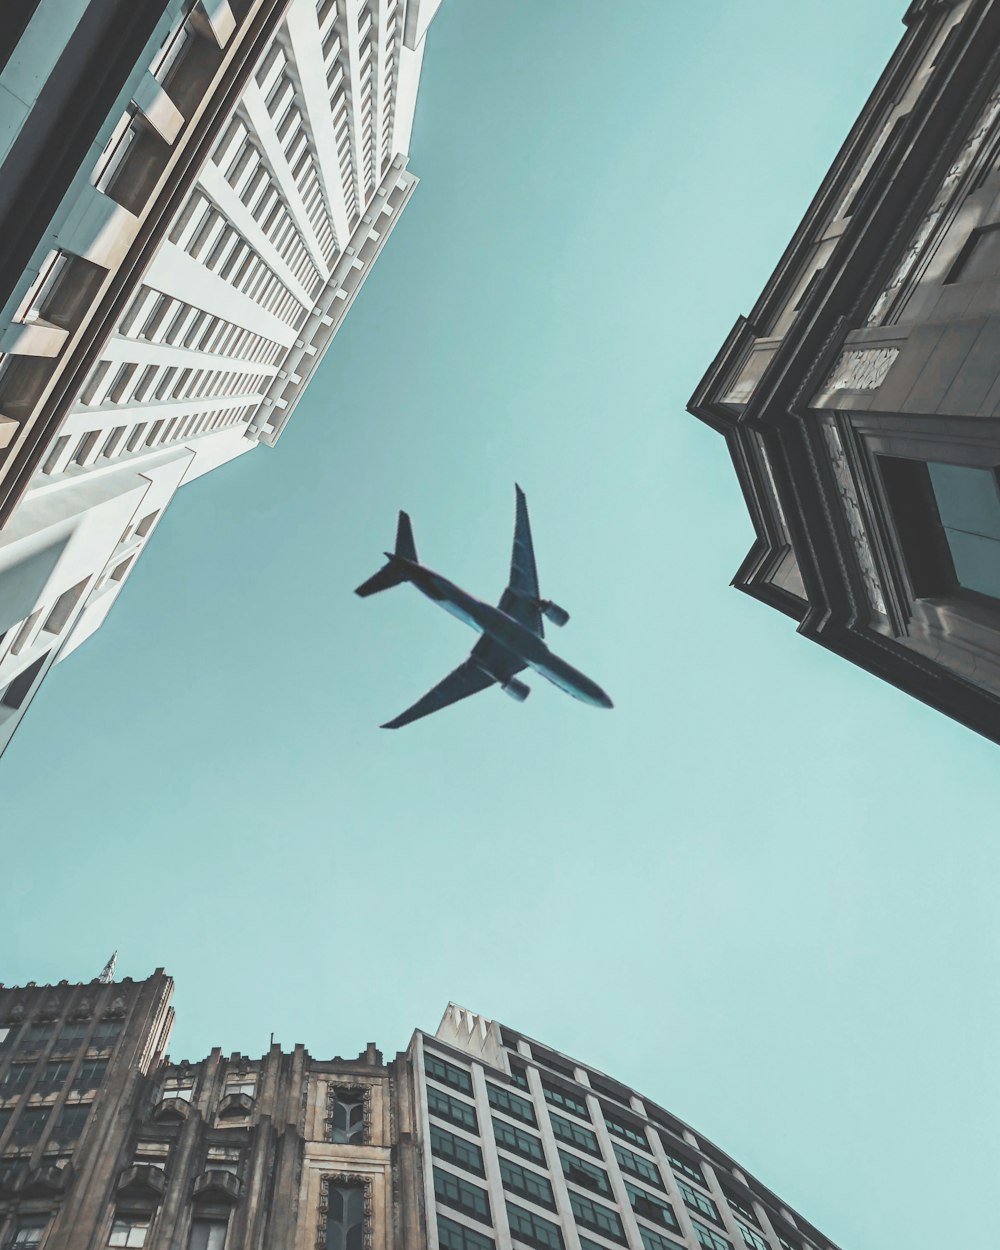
[688,0,1000,744]
[0,972,841,1250]
[0,0,443,753]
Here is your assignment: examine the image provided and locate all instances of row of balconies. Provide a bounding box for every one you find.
[151,1091,254,1124]
[117,1163,241,1205]
[0,1160,72,1198]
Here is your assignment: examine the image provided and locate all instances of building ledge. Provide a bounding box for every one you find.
[151,1095,191,1123]
[117,1163,167,1201]
[192,1168,241,1203]
[23,1163,71,1196]
[217,1091,254,1119]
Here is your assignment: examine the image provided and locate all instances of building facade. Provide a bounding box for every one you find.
[0,0,443,754]
[687,0,1000,744]
[412,1006,838,1250]
[0,970,424,1250]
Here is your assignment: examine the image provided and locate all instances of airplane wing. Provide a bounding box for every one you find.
[498,484,544,637]
[381,635,525,729]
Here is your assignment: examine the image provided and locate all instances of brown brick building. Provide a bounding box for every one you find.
[689,0,1000,744]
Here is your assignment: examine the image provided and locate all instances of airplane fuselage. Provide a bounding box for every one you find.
[391,555,612,709]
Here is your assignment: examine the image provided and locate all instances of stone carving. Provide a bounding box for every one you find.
[6,1004,25,1024]
[317,1173,374,1250]
[103,996,127,1020]
[820,420,887,614]
[824,347,900,391]
[868,82,1000,324]
[324,1082,373,1146]
[70,998,93,1021]
[37,997,61,1023]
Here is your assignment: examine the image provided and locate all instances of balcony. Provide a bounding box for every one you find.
[217,1091,254,1120]
[22,1163,71,1196]
[151,1095,191,1124]
[192,1169,241,1203]
[117,1163,167,1201]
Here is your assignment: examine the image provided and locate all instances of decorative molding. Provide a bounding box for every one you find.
[324,1082,373,1146]
[823,347,899,391]
[819,419,887,614]
[317,1172,374,1250]
[868,82,1000,324]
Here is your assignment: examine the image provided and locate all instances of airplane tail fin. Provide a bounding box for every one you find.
[354,511,417,597]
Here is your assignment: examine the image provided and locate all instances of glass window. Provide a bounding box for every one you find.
[427,1087,478,1134]
[678,1180,722,1224]
[205,1147,240,1175]
[162,1081,194,1102]
[613,1142,664,1189]
[491,1117,544,1165]
[568,1190,627,1245]
[74,1059,107,1089]
[328,1090,365,1144]
[692,1221,731,1250]
[638,1230,685,1250]
[434,1166,491,1224]
[0,1027,10,1046]
[2,1063,34,1090]
[540,1081,589,1121]
[437,1215,494,1250]
[925,462,1000,597]
[498,1156,556,1211]
[188,1222,227,1250]
[13,1107,48,1143]
[602,1110,648,1150]
[10,1224,47,1248]
[737,1224,768,1250]
[222,1079,256,1099]
[19,1024,53,1048]
[663,1149,703,1186]
[724,1194,759,1227]
[92,1020,124,1041]
[626,1184,677,1230]
[425,1054,473,1095]
[777,1235,800,1250]
[51,1104,89,1144]
[558,1149,611,1196]
[0,1108,12,1138]
[486,1085,535,1126]
[505,1202,564,1250]
[38,1061,71,1089]
[431,1125,485,1176]
[549,1112,600,1156]
[324,1183,364,1250]
[108,1217,149,1247]
[508,1063,529,1090]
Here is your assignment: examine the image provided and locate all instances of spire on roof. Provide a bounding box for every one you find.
[98,952,117,984]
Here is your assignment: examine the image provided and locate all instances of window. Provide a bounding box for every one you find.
[51,1104,89,1144]
[777,1236,801,1250]
[626,1184,677,1230]
[692,1221,731,1250]
[486,1084,535,1125]
[638,1230,685,1250]
[724,1193,759,1227]
[678,1180,722,1224]
[549,1112,600,1156]
[491,1117,544,1164]
[737,1224,768,1250]
[0,1108,11,1138]
[162,1081,194,1102]
[206,1147,240,1175]
[431,1125,485,1176]
[540,1081,589,1121]
[133,1141,169,1166]
[434,1167,491,1224]
[108,1217,149,1247]
[324,1183,364,1250]
[19,1024,52,1048]
[0,1027,9,1046]
[568,1191,627,1245]
[13,1107,48,1143]
[508,1063,529,1090]
[425,1055,474,1095]
[10,1224,47,1248]
[602,1109,648,1150]
[74,1059,107,1089]
[328,1089,365,1143]
[437,1215,494,1250]
[558,1149,611,1196]
[38,1061,71,1089]
[505,1202,563,1250]
[188,1219,227,1250]
[2,1063,34,1090]
[613,1142,663,1188]
[427,1087,478,1134]
[92,1020,124,1042]
[663,1148,703,1186]
[498,1157,556,1211]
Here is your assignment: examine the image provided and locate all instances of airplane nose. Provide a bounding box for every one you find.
[598,691,614,709]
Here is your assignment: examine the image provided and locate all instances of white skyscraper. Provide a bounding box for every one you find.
[0,0,443,752]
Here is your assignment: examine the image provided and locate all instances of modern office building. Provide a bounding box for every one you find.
[0,971,844,1250]
[0,0,443,753]
[688,0,1000,743]
[0,968,424,1249]
[413,1004,838,1250]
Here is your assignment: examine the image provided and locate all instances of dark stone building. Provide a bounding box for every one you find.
[688,0,1000,743]
[0,969,424,1249]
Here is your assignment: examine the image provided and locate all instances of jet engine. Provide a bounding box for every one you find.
[502,677,531,702]
[539,600,570,627]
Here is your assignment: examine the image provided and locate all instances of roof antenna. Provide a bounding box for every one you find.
[98,952,118,984]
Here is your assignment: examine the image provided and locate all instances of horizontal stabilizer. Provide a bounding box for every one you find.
[355,563,406,597]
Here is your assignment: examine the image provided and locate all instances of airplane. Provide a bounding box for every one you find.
[355,485,613,728]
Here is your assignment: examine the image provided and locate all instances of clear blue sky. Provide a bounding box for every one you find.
[3,4,998,1250]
